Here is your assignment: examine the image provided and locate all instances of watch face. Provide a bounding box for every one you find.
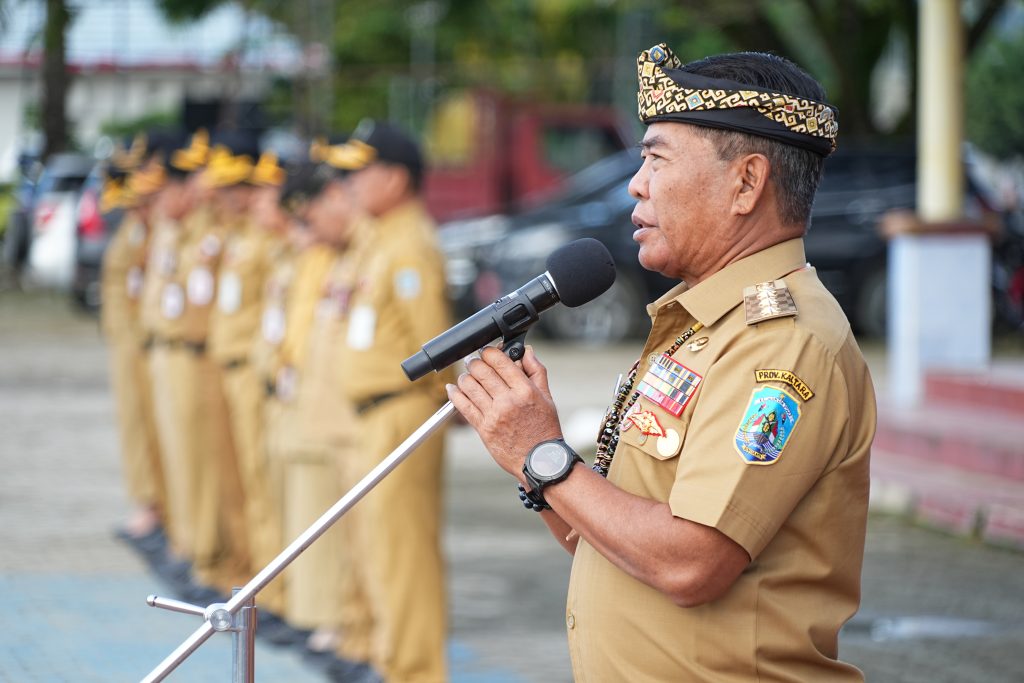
[530,442,570,478]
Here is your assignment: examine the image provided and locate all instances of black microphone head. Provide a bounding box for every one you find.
[545,238,616,308]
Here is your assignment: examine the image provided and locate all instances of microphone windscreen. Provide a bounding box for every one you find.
[545,238,617,308]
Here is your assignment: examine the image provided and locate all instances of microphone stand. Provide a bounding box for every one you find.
[140,335,527,682]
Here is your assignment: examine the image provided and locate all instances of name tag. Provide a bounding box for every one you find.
[346,306,376,350]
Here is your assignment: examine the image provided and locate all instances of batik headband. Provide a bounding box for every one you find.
[637,44,838,156]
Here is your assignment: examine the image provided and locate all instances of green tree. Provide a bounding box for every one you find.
[41,0,73,159]
[967,29,1024,159]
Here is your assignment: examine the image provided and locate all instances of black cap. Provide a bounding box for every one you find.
[330,119,424,186]
[209,129,260,161]
[280,161,334,214]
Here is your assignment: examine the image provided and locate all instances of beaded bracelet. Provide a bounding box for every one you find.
[516,483,550,511]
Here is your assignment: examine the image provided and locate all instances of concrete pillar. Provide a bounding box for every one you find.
[887,0,991,407]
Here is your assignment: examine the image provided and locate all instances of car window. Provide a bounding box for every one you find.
[542,126,625,175]
[544,152,640,207]
[36,174,88,195]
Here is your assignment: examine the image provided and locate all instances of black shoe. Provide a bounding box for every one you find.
[324,659,382,683]
[302,647,342,670]
[114,526,167,557]
[178,581,227,606]
[152,556,192,586]
[257,613,311,647]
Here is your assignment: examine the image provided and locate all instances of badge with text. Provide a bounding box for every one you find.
[636,354,702,417]
[187,267,215,306]
[753,369,814,401]
[734,387,801,465]
[218,271,242,313]
[261,306,285,344]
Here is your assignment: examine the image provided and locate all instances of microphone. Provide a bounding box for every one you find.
[401,237,616,381]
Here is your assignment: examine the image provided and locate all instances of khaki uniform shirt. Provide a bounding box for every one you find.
[140,204,223,344]
[273,243,336,400]
[291,245,361,452]
[100,210,149,341]
[208,218,276,365]
[138,212,184,338]
[566,239,875,682]
[335,199,454,404]
[252,237,295,388]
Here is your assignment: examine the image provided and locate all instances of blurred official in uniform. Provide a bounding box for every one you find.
[208,147,291,625]
[448,47,876,681]
[328,121,453,683]
[259,160,340,640]
[139,129,209,582]
[278,146,372,671]
[248,161,328,647]
[102,134,167,548]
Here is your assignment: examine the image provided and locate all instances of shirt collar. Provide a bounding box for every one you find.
[648,238,807,326]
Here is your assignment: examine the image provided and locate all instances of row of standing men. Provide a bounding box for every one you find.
[100,122,454,683]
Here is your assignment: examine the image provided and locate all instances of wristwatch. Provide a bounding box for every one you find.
[522,439,582,508]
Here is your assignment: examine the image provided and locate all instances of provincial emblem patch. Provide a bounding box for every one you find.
[734,387,801,465]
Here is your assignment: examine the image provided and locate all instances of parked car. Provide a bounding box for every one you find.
[442,146,1008,342]
[73,164,125,309]
[24,153,94,290]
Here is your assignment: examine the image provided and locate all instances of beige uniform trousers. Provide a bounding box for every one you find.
[220,363,286,613]
[149,346,250,590]
[340,391,447,683]
[108,335,165,512]
[263,392,348,631]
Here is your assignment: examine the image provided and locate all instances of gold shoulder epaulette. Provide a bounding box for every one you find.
[743,279,798,325]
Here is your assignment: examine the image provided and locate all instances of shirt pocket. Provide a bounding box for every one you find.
[618,398,689,461]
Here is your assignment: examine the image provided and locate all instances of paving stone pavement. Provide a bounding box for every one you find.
[3,290,1024,682]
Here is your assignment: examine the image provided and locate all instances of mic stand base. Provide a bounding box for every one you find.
[142,400,457,682]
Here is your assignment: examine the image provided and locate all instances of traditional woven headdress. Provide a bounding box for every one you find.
[637,44,838,156]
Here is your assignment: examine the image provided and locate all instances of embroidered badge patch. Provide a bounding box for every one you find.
[753,369,814,401]
[734,387,801,465]
[636,354,702,417]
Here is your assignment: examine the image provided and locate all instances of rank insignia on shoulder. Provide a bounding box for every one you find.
[743,279,797,325]
[754,369,814,401]
[734,387,801,465]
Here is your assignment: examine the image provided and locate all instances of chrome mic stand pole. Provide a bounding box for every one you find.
[143,400,457,682]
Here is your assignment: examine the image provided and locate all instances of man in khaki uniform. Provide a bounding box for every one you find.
[101,142,166,547]
[276,152,371,668]
[139,130,208,574]
[146,130,250,598]
[206,144,288,618]
[449,47,875,681]
[327,121,453,683]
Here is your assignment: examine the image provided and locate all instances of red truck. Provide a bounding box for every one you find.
[421,90,632,222]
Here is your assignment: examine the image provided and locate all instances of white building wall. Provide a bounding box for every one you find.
[0,66,270,180]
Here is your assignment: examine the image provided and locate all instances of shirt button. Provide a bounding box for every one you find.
[566,613,576,629]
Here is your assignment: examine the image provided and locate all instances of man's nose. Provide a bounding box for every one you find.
[628,165,648,200]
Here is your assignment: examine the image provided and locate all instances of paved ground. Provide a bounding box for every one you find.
[2,289,1024,682]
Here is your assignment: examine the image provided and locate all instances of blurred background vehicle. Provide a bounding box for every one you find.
[72,163,124,310]
[422,90,632,222]
[440,147,1018,343]
[23,153,94,291]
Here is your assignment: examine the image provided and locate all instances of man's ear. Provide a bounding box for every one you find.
[731,153,770,217]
